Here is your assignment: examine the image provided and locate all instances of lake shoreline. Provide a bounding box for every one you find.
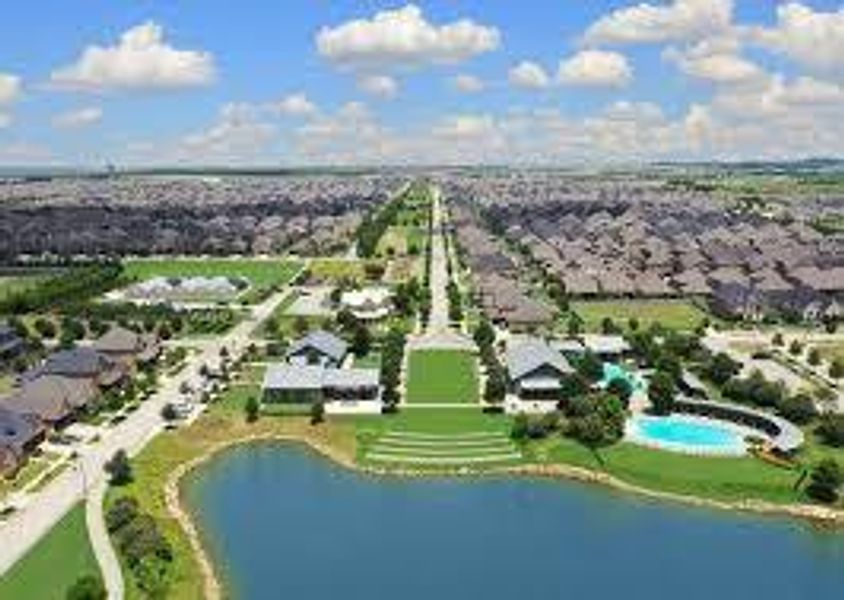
[169,432,844,600]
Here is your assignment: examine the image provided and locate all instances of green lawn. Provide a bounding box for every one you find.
[123,258,302,302]
[353,351,382,369]
[405,350,479,404]
[572,299,707,332]
[308,259,383,283]
[0,275,48,300]
[0,503,100,600]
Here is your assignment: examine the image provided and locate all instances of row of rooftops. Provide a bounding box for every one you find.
[0,326,161,473]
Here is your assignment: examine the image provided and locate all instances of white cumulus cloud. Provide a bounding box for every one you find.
[558,50,632,87]
[584,0,734,45]
[748,3,844,74]
[509,61,551,90]
[272,93,318,117]
[179,103,276,160]
[52,106,103,129]
[50,21,216,90]
[316,4,500,68]
[358,74,399,98]
[664,38,764,84]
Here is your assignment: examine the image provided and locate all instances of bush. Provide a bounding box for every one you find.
[816,414,844,447]
[510,414,530,441]
[66,575,106,600]
[245,396,260,423]
[776,394,817,425]
[106,496,140,532]
[805,459,842,504]
[310,401,325,425]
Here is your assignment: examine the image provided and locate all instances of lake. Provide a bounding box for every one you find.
[185,442,844,600]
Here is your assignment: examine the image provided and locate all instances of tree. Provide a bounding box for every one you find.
[160,403,179,422]
[66,575,106,600]
[816,414,844,447]
[704,352,741,385]
[484,366,507,405]
[567,315,583,337]
[776,394,817,425]
[807,348,821,366]
[573,351,603,383]
[245,396,260,423]
[293,315,309,336]
[788,340,804,356]
[829,359,843,380]
[34,317,57,339]
[310,401,325,425]
[628,317,639,331]
[606,377,633,407]
[105,449,133,485]
[473,319,496,350]
[805,459,842,504]
[351,323,372,357]
[601,317,618,335]
[648,371,676,415]
[106,496,140,532]
[772,332,784,347]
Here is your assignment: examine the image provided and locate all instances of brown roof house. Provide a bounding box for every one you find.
[1,376,97,428]
[0,406,46,475]
[94,326,161,366]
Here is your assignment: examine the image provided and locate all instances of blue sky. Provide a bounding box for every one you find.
[1,1,843,165]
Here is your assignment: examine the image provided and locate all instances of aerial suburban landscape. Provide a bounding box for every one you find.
[1,1,843,599]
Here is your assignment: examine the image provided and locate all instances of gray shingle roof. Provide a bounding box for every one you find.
[506,338,574,381]
[263,364,379,391]
[286,330,348,363]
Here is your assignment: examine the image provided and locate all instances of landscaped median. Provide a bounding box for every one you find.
[405,349,479,404]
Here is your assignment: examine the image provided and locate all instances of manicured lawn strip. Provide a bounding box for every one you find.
[353,351,382,369]
[0,503,100,600]
[0,275,48,300]
[572,299,707,331]
[405,350,479,404]
[123,259,302,299]
[104,385,359,599]
[528,438,805,505]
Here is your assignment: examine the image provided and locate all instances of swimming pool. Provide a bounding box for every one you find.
[626,414,749,456]
[600,362,645,391]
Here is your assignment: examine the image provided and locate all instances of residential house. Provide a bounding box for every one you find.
[0,375,97,428]
[766,287,842,323]
[340,288,392,321]
[262,364,381,414]
[286,330,348,367]
[0,406,45,475]
[505,338,575,414]
[581,335,632,359]
[94,326,161,366]
[31,347,126,388]
[709,282,766,321]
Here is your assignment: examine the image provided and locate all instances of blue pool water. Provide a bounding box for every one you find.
[185,443,844,599]
[628,414,746,454]
[601,362,645,391]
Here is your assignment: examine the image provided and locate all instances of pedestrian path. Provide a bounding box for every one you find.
[365,430,521,466]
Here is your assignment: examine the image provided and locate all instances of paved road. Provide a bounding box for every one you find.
[0,285,295,578]
[87,481,123,599]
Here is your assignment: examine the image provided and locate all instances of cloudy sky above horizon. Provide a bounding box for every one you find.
[2,1,844,166]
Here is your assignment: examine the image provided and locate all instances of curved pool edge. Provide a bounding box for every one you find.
[625,414,755,457]
[168,432,844,600]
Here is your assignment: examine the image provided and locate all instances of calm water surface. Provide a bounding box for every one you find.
[185,443,844,600]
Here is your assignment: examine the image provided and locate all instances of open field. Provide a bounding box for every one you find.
[123,258,302,301]
[0,275,49,301]
[572,299,707,332]
[308,259,383,283]
[0,503,99,600]
[405,350,478,404]
[815,342,844,364]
